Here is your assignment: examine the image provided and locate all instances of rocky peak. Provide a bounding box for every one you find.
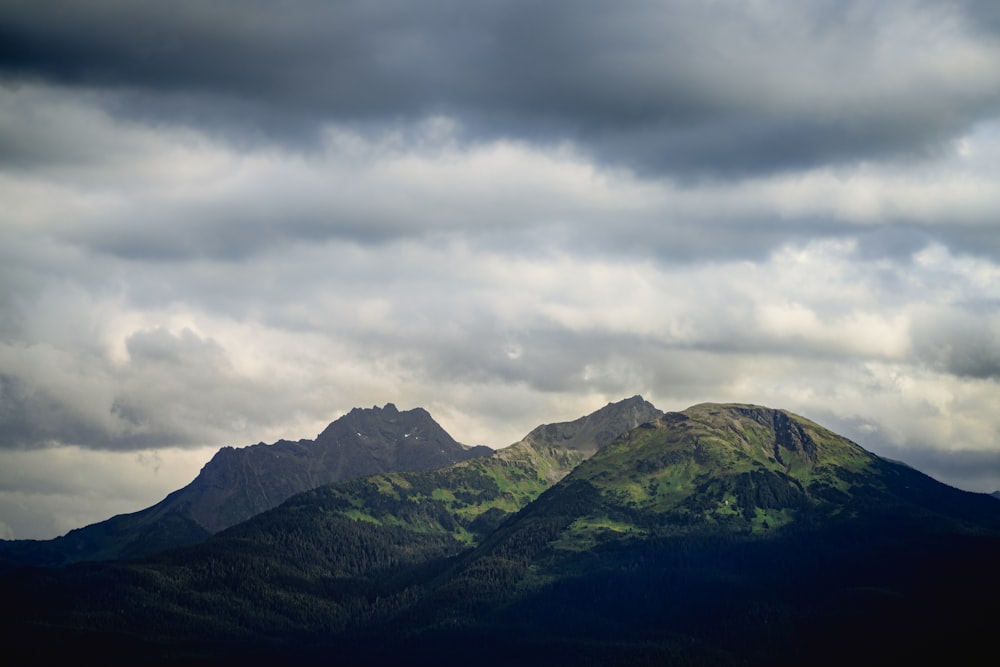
[523,395,663,457]
[317,404,449,447]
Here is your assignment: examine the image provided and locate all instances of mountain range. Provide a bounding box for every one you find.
[2,397,998,665]
[0,403,494,570]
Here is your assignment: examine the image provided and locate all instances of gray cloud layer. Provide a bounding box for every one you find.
[1,1,999,538]
[3,1,999,176]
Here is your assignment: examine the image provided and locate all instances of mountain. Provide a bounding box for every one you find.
[3,400,998,666]
[0,404,491,570]
[165,403,493,533]
[445,402,1000,575]
[416,403,1000,663]
[279,395,663,547]
[0,395,664,663]
[488,402,1000,546]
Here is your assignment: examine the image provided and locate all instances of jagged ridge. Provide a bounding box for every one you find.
[0,403,491,569]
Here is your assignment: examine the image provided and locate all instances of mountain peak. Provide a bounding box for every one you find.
[521,395,663,459]
[676,403,826,465]
[618,394,648,405]
[346,402,400,417]
[322,403,429,437]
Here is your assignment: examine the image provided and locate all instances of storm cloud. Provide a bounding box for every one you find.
[1,0,999,538]
[3,0,1000,175]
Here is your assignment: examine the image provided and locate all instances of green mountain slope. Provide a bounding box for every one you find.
[540,402,1000,545]
[412,403,1000,664]
[444,403,1000,589]
[277,395,661,547]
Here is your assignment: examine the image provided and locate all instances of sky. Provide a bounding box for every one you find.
[2,0,1000,540]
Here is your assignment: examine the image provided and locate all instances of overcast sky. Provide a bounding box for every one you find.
[2,0,1000,540]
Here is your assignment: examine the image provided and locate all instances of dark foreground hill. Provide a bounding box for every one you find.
[0,404,492,570]
[3,401,998,666]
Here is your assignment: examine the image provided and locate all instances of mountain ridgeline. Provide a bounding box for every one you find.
[0,398,659,571]
[3,399,999,665]
[173,403,495,533]
[0,403,492,570]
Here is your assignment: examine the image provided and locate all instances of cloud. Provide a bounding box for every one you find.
[911,307,1000,380]
[0,445,218,539]
[4,89,1000,270]
[2,1,999,176]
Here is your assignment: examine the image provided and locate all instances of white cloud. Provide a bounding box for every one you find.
[0,445,218,539]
